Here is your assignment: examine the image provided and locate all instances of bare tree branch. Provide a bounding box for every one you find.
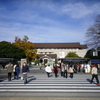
[85,15,100,49]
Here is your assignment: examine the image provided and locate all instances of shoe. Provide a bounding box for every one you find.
[90,82,94,84]
[97,84,100,86]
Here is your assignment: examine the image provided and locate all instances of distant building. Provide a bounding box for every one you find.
[34,43,87,62]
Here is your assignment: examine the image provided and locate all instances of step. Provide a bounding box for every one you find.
[0,74,99,93]
[0,89,100,93]
[0,81,90,84]
[0,83,95,86]
[0,86,99,89]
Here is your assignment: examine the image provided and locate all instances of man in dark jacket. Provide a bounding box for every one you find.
[22,62,30,84]
[7,62,13,81]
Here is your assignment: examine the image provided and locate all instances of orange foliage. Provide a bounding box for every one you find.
[13,35,37,61]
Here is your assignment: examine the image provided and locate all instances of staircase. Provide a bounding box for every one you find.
[0,74,100,97]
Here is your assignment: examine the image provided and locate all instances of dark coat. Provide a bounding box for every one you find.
[15,66,20,73]
[22,65,29,73]
[53,66,58,73]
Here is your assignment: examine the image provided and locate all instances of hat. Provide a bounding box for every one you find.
[91,65,95,67]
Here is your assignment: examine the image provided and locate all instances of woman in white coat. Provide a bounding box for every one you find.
[68,64,74,78]
[45,64,52,77]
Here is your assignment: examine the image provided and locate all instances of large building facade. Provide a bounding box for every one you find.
[34,43,87,60]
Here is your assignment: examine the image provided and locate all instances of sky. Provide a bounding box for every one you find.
[0,0,100,44]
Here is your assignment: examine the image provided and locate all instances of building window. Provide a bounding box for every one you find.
[39,52,43,54]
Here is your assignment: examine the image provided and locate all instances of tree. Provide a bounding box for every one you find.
[13,35,37,61]
[0,41,25,59]
[65,52,80,58]
[26,49,37,61]
[84,48,100,59]
[85,15,100,49]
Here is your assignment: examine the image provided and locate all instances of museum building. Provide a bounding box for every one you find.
[34,42,87,60]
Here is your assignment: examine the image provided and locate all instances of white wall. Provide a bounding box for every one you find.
[37,48,87,58]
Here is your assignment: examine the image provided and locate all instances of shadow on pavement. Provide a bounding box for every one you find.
[27,77,36,83]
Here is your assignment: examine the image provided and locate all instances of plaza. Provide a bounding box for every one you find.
[0,66,100,100]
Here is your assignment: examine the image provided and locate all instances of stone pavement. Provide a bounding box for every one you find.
[0,67,100,100]
[0,73,100,99]
[0,98,100,100]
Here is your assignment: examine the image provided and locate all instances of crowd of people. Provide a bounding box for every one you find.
[45,63,76,78]
[3,62,100,86]
[45,63,100,86]
[6,62,30,84]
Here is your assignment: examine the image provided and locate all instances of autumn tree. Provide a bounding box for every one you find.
[65,52,80,58]
[13,36,37,61]
[85,15,100,49]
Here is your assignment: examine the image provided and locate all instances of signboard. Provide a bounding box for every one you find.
[48,59,53,69]
[58,51,65,58]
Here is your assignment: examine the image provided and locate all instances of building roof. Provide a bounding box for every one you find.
[34,43,87,49]
[58,57,90,62]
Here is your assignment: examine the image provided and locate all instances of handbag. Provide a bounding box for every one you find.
[21,75,23,80]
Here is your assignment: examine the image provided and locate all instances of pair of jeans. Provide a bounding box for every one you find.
[91,74,99,84]
[70,73,73,78]
[61,72,64,77]
[47,72,50,77]
[16,72,19,79]
[23,73,27,84]
[64,70,68,78]
[8,73,12,81]
[13,72,16,79]
[55,72,58,78]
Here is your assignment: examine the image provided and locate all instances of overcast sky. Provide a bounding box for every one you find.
[0,0,100,44]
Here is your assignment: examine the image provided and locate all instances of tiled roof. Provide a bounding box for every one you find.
[34,43,87,49]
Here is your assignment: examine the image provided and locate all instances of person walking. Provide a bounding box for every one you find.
[53,65,59,78]
[22,62,30,84]
[6,62,13,81]
[45,64,52,77]
[15,64,20,79]
[60,63,64,77]
[61,64,65,77]
[63,64,68,78]
[13,64,17,79]
[68,64,74,78]
[78,64,81,72]
[74,63,78,73]
[91,64,100,86]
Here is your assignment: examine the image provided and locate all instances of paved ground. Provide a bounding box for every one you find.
[0,67,100,100]
[0,98,100,100]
